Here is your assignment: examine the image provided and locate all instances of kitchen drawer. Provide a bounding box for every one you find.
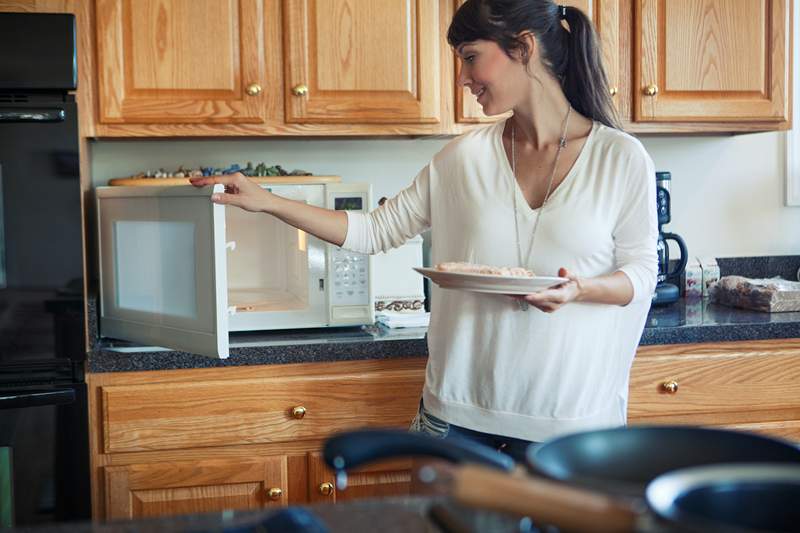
[100,369,424,453]
[627,352,800,426]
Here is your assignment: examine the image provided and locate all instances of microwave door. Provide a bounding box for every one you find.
[96,185,230,358]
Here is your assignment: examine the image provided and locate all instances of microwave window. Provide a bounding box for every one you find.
[334,197,362,211]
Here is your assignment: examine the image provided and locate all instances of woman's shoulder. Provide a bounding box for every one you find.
[434,120,504,163]
[591,123,652,165]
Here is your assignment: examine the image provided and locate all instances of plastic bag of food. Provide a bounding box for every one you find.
[708,275,800,312]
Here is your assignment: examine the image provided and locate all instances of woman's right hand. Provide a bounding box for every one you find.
[189,173,273,213]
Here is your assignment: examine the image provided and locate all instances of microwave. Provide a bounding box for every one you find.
[96,177,373,358]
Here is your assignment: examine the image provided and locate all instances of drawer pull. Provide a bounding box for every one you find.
[267,487,283,500]
[291,406,307,419]
[318,482,334,496]
[661,380,679,394]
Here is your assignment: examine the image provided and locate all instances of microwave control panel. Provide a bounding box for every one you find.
[331,248,369,305]
[325,183,373,325]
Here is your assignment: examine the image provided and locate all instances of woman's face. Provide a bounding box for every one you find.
[456,39,528,115]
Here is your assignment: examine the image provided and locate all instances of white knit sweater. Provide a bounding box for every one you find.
[344,119,658,442]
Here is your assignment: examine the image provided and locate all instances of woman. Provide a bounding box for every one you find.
[191,0,657,462]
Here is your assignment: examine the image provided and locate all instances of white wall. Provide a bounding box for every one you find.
[91,130,800,259]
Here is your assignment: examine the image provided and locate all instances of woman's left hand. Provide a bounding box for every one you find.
[516,268,583,313]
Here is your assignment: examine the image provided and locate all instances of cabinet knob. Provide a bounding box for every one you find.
[246,83,262,96]
[292,84,309,96]
[661,380,679,394]
[318,482,334,496]
[291,406,307,419]
[609,86,618,96]
[267,487,283,500]
[644,84,659,96]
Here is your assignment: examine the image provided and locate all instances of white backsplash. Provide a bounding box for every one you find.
[92,128,800,265]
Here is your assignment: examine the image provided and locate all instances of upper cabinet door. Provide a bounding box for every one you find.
[636,0,790,122]
[455,0,621,124]
[96,0,266,124]
[283,0,441,124]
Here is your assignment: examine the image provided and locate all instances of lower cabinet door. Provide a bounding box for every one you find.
[104,456,288,520]
[307,453,412,503]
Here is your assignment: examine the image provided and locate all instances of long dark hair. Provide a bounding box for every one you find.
[448,0,620,129]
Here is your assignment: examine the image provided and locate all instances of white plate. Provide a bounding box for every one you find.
[414,267,568,295]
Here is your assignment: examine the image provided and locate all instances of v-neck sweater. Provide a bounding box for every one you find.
[343,119,658,442]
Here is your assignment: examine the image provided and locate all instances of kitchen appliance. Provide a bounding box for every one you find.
[654,171,687,306]
[96,179,373,358]
[0,12,90,526]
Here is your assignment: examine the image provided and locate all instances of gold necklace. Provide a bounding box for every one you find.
[511,106,572,311]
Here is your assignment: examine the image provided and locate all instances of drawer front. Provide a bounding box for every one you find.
[101,370,424,453]
[627,353,800,426]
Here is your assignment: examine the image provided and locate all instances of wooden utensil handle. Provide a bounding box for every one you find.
[452,464,638,533]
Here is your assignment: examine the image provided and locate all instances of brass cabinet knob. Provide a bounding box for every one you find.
[267,487,283,500]
[609,86,618,96]
[318,482,334,496]
[291,406,307,419]
[245,83,262,96]
[644,84,659,96]
[292,84,309,96]
[661,380,679,394]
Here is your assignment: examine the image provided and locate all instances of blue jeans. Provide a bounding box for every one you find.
[410,401,537,463]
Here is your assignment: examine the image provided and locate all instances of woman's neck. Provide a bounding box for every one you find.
[510,76,573,150]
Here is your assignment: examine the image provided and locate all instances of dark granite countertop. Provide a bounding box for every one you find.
[88,298,800,373]
[14,498,526,533]
[88,256,800,373]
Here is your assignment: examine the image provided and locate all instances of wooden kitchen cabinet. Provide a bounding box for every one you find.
[454,0,624,125]
[104,456,288,520]
[307,453,412,503]
[633,0,790,129]
[89,340,800,520]
[95,0,268,124]
[90,0,792,136]
[282,0,441,125]
[88,358,426,520]
[93,0,454,136]
[628,339,800,441]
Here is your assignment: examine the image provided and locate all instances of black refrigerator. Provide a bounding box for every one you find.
[0,12,90,526]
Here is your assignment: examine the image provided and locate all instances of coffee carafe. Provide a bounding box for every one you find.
[653,171,687,306]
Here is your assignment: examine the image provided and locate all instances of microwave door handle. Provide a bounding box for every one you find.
[0,108,66,123]
[0,388,76,410]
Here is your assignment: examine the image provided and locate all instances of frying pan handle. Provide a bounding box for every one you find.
[453,464,638,533]
[324,429,516,472]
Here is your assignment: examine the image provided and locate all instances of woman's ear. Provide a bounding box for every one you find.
[515,31,538,64]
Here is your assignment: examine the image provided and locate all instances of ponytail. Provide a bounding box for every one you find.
[448,1,621,130]
[560,6,621,129]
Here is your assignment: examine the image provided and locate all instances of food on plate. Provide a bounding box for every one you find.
[436,262,536,278]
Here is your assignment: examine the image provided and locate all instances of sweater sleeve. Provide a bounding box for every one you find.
[613,148,659,305]
[342,163,432,254]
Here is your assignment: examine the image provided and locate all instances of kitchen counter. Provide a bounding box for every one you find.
[14,498,524,533]
[88,297,800,373]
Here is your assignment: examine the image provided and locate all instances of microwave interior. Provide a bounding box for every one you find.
[226,206,309,314]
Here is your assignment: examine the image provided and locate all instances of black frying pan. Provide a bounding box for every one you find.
[526,425,800,497]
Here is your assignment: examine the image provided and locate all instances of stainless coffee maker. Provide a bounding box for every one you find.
[654,171,687,306]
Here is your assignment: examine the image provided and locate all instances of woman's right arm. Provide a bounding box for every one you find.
[189,173,349,247]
